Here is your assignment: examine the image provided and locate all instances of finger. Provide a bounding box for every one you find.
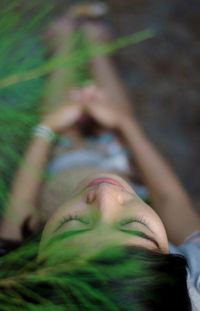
[83,89,101,106]
[69,89,82,102]
[82,84,98,92]
[82,83,98,95]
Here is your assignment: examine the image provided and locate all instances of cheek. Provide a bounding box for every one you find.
[40,201,87,244]
[39,211,68,247]
[138,202,162,225]
[144,208,169,250]
[45,200,85,227]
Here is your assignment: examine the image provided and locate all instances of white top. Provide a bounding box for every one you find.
[169,232,200,311]
[48,132,149,200]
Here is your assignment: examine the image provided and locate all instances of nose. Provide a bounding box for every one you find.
[86,184,124,222]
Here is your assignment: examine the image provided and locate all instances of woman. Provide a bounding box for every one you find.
[0,8,200,310]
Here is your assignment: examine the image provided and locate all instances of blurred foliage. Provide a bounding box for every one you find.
[0,237,148,311]
[0,1,51,212]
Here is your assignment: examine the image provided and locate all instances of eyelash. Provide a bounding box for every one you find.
[57,214,150,231]
[57,214,90,229]
[119,216,150,227]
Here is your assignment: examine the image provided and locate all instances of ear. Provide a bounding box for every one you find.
[21,214,43,239]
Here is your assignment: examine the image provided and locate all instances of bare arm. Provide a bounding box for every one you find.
[118,117,200,245]
[81,85,200,245]
[0,137,52,240]
[81,24,200,244]
[0,102,83,241]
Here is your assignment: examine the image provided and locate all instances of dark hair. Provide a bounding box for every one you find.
[92,246,192,311]
[0,238,191,311]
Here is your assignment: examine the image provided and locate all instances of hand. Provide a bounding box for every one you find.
[42,101,83,134]
[79,85,134,129]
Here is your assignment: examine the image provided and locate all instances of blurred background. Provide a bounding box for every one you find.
[0,0,199,213]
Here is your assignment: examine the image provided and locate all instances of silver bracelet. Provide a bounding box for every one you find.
[33,124,57,142]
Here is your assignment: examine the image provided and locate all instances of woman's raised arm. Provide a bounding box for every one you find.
[82,84,200,246]
[118,117,200,245]
[0,136,52,240]
[0,102,83,241]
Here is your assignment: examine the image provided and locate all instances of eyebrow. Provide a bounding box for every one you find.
[118,218,160,248]
[132,230,161,250]
[54,216,90,233]
[119,217,161,250]
[53,218,161,251]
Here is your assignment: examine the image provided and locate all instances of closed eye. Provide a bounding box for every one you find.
[121,228,160,250]
[120,217,144,225]
[119,217,153,232]
[119,218,161,250]
[54,215,90,233]
[53,216,161,251]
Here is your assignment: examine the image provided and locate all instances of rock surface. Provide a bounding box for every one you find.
[107,0,200,210]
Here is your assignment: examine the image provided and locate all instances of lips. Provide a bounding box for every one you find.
[87,177,124,189]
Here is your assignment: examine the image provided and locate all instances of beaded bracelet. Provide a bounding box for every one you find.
[33,124,57,142]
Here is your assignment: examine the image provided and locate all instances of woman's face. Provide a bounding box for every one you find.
[39,173,169,259]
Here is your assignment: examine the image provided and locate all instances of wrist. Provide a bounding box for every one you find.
[33,124,57,143]
[117,115,136,133]
[118,116,147,149]
[41,118,58,133]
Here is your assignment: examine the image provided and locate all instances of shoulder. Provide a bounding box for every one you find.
[169,231,200,274]
[0,238,22,257]
[169,231,200,311]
